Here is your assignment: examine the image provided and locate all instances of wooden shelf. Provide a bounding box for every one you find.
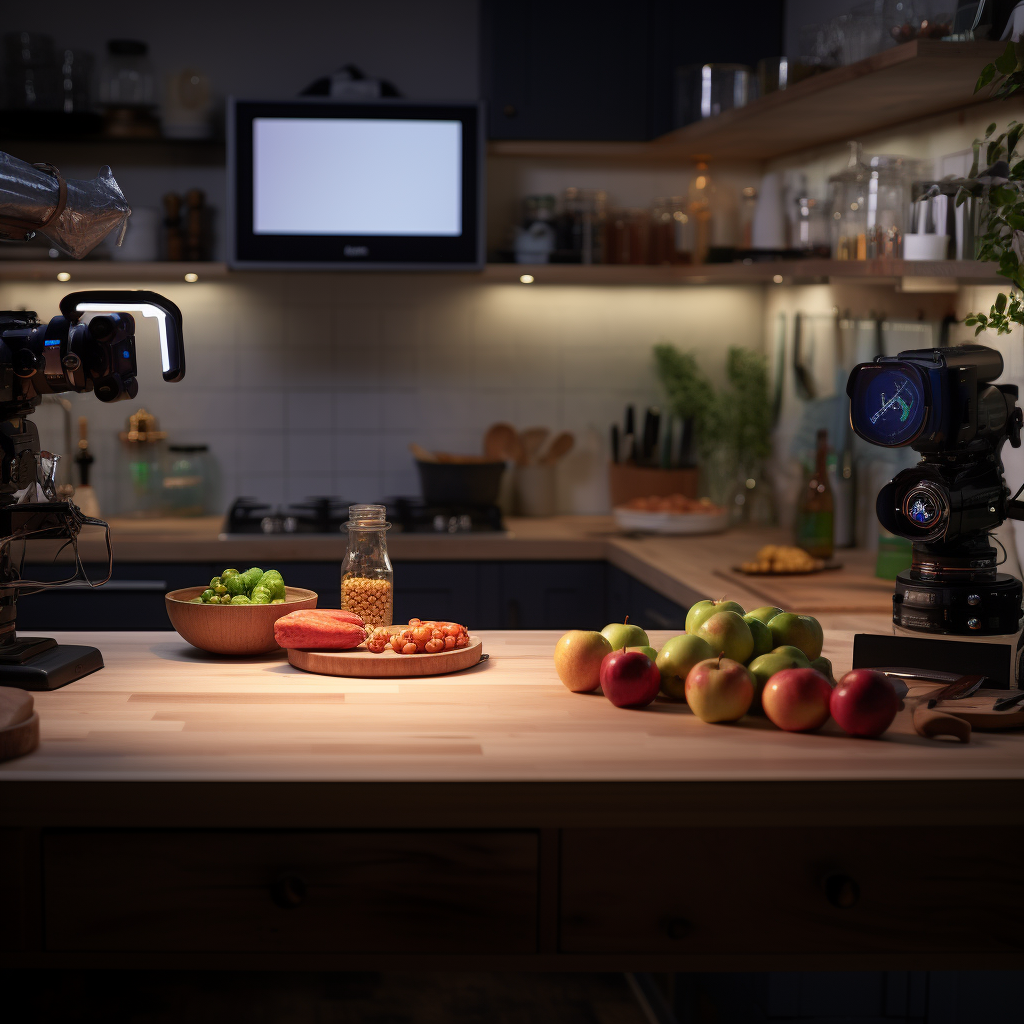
[0,261,229,282]
[489,40,1006,164]
[0,137,226,168]
[0,259,1004,286]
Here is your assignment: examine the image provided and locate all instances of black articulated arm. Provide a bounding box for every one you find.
[59,290,185,383]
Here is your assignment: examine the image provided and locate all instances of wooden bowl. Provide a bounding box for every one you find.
[165,586,318,656]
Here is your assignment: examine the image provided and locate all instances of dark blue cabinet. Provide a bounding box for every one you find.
[18,559,690,633]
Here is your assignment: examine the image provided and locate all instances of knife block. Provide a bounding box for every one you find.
[608,464,698,508]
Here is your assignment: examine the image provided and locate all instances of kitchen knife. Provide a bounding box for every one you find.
[610,424,620,464]
[642,408,658,464]
[660,414,673,469]
[992,690,1024,712]
[624,405,635,439]
[925,674,986,708]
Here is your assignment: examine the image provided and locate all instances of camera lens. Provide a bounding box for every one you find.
[900,481,949,539]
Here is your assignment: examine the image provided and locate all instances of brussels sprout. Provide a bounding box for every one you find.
[250,587,272,605]
[189,597,203,603]
[271,598,285,605]
[224,575,246,597]
[240,567,264,594]
[221,568,240,578]
[214,584,228,595]
[200,589,215,603]
[230,595,251,605]
[209,577,221,589]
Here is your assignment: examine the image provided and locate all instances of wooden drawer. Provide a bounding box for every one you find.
[560,827,1024,956]
[45,830,538,954]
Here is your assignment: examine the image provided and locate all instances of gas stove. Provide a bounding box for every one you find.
[224,495,505,535]
[225,496,353,534]
[387,497,504,534]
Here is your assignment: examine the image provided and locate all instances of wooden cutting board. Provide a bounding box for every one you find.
[288,636,484,678]
[919,686,1024,731]
[0,687,39,761]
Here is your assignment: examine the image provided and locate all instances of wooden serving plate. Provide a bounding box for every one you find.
[922,687,1024,730]
[0,688,39,761]
[288,635,484,678]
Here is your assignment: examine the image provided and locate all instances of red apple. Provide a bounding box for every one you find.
[684,657,754,723]
[831,669,899,738]
[762,668,832,732]
[600,650,661,708]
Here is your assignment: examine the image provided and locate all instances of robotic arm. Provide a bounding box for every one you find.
[0,152,186,686]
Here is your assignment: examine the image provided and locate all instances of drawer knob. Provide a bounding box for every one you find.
[824,873,860,909]
[664,917,692,940]
[270,873,307,909]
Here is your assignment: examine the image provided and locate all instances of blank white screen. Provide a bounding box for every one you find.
[253,118,462,236]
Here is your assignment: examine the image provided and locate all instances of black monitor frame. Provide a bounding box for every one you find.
[228,98,484,270]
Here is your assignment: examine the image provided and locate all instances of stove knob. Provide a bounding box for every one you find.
[260,516,277,534]
[967,618,980,630]
[967,594,981,606]
[458,514,472,531]
[433,515,446,532]
[283,516,297,533]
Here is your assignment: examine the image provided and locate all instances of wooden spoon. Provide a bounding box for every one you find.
[484,423,517,461]
[520,427,550,464]
[541,431,575,465]
[408,442,436,462]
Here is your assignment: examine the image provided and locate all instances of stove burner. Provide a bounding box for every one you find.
[387,497,503,533]
[226,496,353,534]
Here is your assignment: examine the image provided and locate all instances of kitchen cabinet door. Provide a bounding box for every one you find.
[482,0,785,141]
[498,561,607,629]
[606,565,688,631]
[392,562,495,628]
[16,562,216,631]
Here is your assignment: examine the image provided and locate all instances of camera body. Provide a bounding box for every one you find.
[847,345,1024,673]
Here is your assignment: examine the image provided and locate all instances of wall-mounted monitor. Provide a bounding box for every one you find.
[228,98,483,270]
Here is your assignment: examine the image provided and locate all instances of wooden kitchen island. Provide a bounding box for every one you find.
[2,624,1022,973]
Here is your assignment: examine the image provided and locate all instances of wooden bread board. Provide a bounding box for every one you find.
[0,687,39,761]
[288,635,484,678]
[920,686,1024,730]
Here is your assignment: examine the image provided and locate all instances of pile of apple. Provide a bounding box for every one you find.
[554,600,899,738]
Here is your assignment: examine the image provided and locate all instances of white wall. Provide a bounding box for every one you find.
[5,276,765,517]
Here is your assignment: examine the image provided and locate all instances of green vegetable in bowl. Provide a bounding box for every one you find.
[196,566,288,605]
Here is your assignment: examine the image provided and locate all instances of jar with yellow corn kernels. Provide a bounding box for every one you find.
[340,504,393,627]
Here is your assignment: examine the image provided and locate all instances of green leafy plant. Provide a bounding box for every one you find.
[653,343,771,465]
[962,42,1024,334]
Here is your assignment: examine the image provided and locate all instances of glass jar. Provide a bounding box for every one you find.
[865,155,909,258]
[100,39,155,107]
[649,197,693,264]
[794,195,828,251]
[829,142,869,260]
[160,444,215,517]
[341,504,393,627]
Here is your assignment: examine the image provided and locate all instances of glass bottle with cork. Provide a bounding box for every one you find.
[795,429,834,559]
[341,504,393,627]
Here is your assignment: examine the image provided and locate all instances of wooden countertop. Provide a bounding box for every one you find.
[32,516,897,615]
[3,625,1021,830]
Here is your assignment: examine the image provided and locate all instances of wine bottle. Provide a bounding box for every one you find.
[795,429,834,559]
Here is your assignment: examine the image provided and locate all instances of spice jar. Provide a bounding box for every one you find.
[341,504,393,627]
[829,142,869,260]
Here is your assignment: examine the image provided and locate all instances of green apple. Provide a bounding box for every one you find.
[685,599,745,634]
[748,649,809,711]
[771,645,811,666]
[601,618,650,651]
[742,614,773,660]
[810,656,836,686]
[746,605,785,625]
[696,611,754,664]
[655,633,715,699]
[768,612,824,661]
[626,645,659,661]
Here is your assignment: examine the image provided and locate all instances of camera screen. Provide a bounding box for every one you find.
[852,364,926,446]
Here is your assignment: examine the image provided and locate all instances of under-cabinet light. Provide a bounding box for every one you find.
[773,274,784,284]
[184,273,199,283]
[519,274,534,284]
[57,272,71,282]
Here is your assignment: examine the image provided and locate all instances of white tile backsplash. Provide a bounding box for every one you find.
[0,277,765,515]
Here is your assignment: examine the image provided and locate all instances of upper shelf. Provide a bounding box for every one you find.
[0,259,1004,286]
[489,40,1008,164]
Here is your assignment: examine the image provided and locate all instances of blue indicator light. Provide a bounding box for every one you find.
[123,350,130,358]
[44,339,60,347]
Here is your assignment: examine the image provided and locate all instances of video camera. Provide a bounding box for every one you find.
[847,345,1024,673]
